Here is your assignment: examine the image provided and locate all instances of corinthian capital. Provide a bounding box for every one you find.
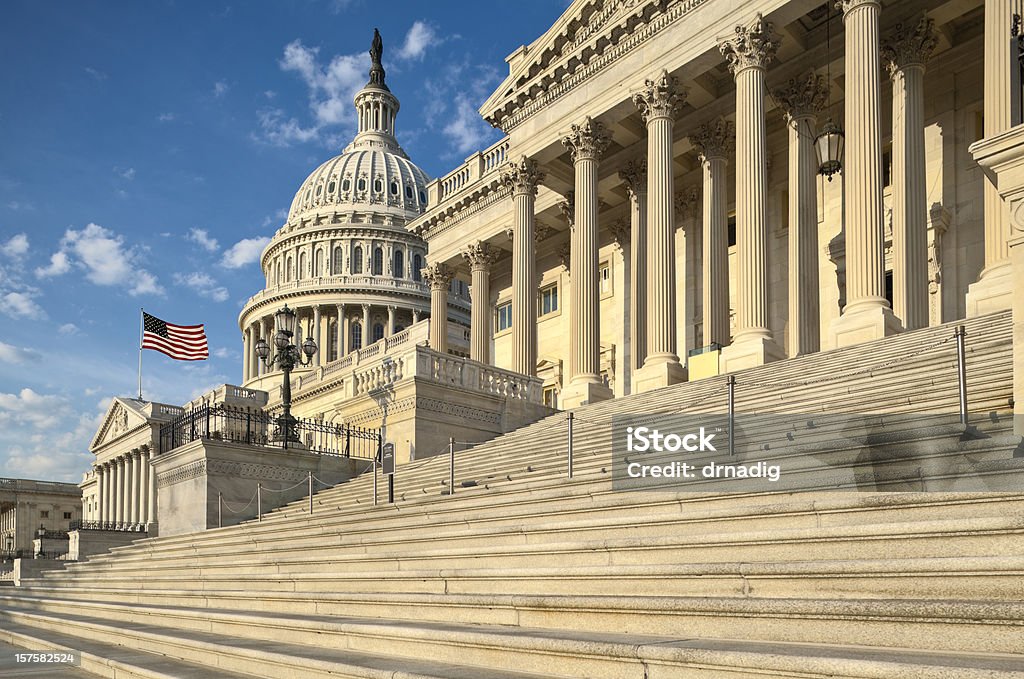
[561,116,611,163]
[772,71,830,121]
[619,158,647,199]
[460,241,499,271]
[501,156,544,196]
[719,13,780,75]
[558,191,575,228]
[689,117,736,162]
[881,17,937,76]
[674,186,700,221]
[421,262,455,290]
[835,0,880,15]
[632,70,686,123]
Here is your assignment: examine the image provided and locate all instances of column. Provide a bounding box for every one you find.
[114,456,123,524]
[561,117,614,406]
[829,0,902,347]
[242,327,251,382]
[96,465,106,523]
[146,448,157,526]
[690,118,735,349]
[719,14,784,369]
[422,264,454,354]
[632,72,688,389]
[387,305,396,337]
[258,318,268,376]
[619,159,647,373]
[105,462,114,523]
[336,304,346,357]
[967,0,1016,314]
[138,451,148,525]
[128,451,139,524]
[412,309,421,324]
[884,18,936,331]
[313,305,322,365]
[461,241,499,363]
[362,304,371,347]
[774,71,830,355]
[501,156,544,376]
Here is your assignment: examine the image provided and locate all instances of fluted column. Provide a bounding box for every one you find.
[501,157,544,375]
[775,72,830,356]
[138,450,148,524]
[105,462,114,523]
[690,118,735,349]
[967,0,1016,314]
[242,328,251,382]
[561,117,614,406]
[98,465,107,522]
[719,14,784,369]
[387,306,396,336]
[313,305,322,365]
[620,160,648,373]
[146,448,156,526]
[258,318,268,376]
[130,451,140,524]
[114,456,123,524]
[362,304,371,347]
[884,18,936,331]
[336,305,346,357]
[829,0,902,347]
[632,72,687,390]
[422,264,454,354]
[462,241,500,364]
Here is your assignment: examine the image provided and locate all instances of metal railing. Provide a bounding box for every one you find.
[0,549,73,561]
[158,404,381,458]
[69,520,149,533]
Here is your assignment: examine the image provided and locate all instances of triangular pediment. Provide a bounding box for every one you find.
[90,398,150,451]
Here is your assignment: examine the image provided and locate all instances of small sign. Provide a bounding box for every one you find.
[381,443,395,476]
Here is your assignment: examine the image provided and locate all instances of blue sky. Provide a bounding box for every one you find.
[0,0,566,482]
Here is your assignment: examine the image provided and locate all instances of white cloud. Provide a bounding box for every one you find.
[0,233,28,258]
[221,236,270,269]
[6,201,34,211]
[58,323,79,335]
[396,21,439,61]
[84,67,107,81]
[157,112,176,122]
[0,389,68,429]
[423,62,502,157]
[173,272,229,302]
[213,80,229,97]
[187,227,219,252]
[118,167,136,180]
[264,90,277,100]
[2,291,46,320]
[256,109,319,146]
[0,389,103,482]
[212,347,236,360]
[0,341,39,364]
[38,223,163,296]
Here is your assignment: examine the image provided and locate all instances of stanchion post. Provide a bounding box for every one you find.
[567,412,574,479]
[449,436,455,495]
[727,375,736,457]
[955,325,969,426]
[218,492,222,528]
[257,483,262,522]
[308,471,313,515]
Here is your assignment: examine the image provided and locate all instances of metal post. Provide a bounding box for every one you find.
[727,375,736,457]
[388,474,394,504]
[257,483,262,522]
[218,492,222,528]
[956,325,969,426]
[373,456,378,507]
[448,436,455,495]
[308,471,313,515]
[567,412,574,479]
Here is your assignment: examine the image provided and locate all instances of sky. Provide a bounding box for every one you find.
[0,0,567,482]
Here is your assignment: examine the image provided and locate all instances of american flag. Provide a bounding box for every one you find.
[141,312,208,361]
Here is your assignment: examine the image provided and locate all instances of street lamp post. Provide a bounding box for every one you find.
[254,305,318,447]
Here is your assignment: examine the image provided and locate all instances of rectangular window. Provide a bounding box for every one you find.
[542,386,558,409]
[40,511,49,519]
[496,302,512,332]
[539,284,558,316]
[599,262,611,294]
[63,512,72,520]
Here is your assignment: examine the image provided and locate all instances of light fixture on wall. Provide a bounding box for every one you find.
[816,2,845,180]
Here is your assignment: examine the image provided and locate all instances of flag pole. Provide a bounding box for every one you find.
[138,308,144,400]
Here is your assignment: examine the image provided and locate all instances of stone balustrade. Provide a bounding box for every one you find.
[427,137,510,205]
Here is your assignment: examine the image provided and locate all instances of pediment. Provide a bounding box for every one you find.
[90,398,150,451]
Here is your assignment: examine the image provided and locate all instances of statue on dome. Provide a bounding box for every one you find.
[368,28,387,87]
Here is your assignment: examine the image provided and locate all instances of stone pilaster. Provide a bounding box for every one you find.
[461,241,500,364]
[690,117,735,349]
[720,13,784,370]
[561,117,614,406]
[632,71,688,391]
[422,263,454,354]
[884,17,936,331]
[619,159,648,373]
[774,71,830,356]
[966,0,1016,315]
[501,156,544,376]
[675,186,701,355]
[829,0,903,347]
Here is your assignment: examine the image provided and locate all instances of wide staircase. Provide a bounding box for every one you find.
[1,311,1022,678]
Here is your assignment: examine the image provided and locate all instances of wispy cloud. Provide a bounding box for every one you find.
[84,66,108,81]
[0,233,29,259]
[423,62,502,157]
[2,291,46,320]
[157,112,176,122]
[221,236,270,269]
[116,166,136,180]
[36,222,163,296]
[396,21,440,61]
[186,227,219,253]
[0,341,40,364]
[173,271,229,302]
[213,80,229,97]
[58,323,80,336]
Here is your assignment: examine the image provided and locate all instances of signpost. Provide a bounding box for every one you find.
[382,443,395,503]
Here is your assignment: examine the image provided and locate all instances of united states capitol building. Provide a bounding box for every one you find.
[3,0,1024,676]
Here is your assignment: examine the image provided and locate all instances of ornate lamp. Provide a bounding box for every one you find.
[254,304,317,445]
[815,120,844,180]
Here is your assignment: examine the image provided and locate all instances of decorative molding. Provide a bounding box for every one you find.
[461,241,500,271]
[689,117,736,161]
[719,13,780,75]
[674,186,700,221]
[608,218,629,248]
[772,71,830,120]
[881,17,937,76]
[157,460,206,488]
[619,158,648,199]
[632,70,685,123]
[207,459,311,483]
[421,263,455,290]
[557,243,572,271]
[561,116,612,163]
[559,191,575,228]
[500,155,544,196]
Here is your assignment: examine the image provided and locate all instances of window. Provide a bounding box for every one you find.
[373,178,383,193]
[543,386,558,409]
[40,511,49,519]
[63,512,72,520]
[540,284,558,316]
[342,178,351,192]
[394,250,404,278]
[315,183,322,196]
[351,323,362,350]
[885,270,894,308]
[419,190,427,204]
[372,323,385,342]
[353,246,363,274]
[372,247,384,275]
[727,215,737,247]
[357,178,367,192]
[599,263,611,294]
[882,146,892,188]
[328,180,336,193]
[413,254,422,281]
[333,247,343,274]
[496,301,512,332]
[298,252,306,280]
[390,181,399,195]
[395,324,405,333]
[405,186,413,199]
[286,256,293,282]
[328,323,338,362]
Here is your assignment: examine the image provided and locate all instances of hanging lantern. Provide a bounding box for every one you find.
[815,119,844,180]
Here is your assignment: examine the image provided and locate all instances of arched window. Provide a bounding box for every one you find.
[286,256,293,282]
[275,261,281,286]
[393,250,404,278]
[373,178,383,194]
[351,322,362,350]
[327,322,338,362]
[353,246,363,274]
[333,247,343,274]
[357,178,367,192]
[372,323,385,343]
[342,178,351,192]
[390,181,399,195]
[372,247,383,276]
[413,254,422,282]
[314,249,322,276]
[405,186,413,199]
[298,252,306,280]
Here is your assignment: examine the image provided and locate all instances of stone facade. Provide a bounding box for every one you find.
[0,478,81,554]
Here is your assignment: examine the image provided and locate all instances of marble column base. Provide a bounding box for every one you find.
[720,335,784,373]
[965,262,1014,317]
[561,378,613,409]
[828,303,903,349]
[634,357,686,394]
